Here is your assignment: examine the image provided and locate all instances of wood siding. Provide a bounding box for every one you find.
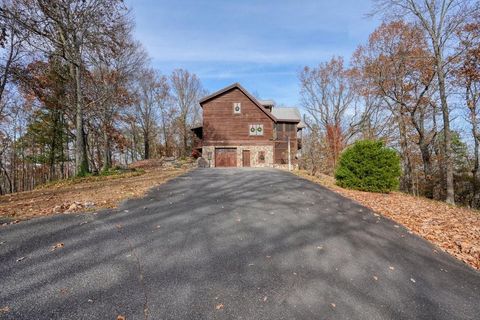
[202,88,274,147]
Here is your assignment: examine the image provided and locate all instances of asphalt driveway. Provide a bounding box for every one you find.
[0,168,479,319]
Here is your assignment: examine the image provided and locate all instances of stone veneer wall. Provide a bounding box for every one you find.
[202,145,274,168]
[201,146,216,167]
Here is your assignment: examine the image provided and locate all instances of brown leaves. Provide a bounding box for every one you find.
[51,243,64,251]
[0,306,10,313]
[0,164,189,222]
[116,316,126,320]
[215,303,224,310]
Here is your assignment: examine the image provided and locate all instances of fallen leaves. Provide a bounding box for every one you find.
[16,256,26,262]
[59,288,69,296]
[0,164,190,222]
[410,278,416,283]
[295,170,480,270]
[117,315,126,320]
[373,275,378,281]
[330,303,336,308]
[215,303,224,310]
[0,306,10,313]
[389,266,395,271]
[51,243,64,251]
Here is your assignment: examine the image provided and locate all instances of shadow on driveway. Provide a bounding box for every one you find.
[0,168,479,319]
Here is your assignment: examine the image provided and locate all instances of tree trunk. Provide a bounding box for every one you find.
[398,110,413,193]
[472,132,479,207]
[48,110,60,180]
[144,133,150,160]
[102,104,112,171]
[419,143,434,198]
[434,48,454,204]
[468,85,480,207]
[102,117,112,171]
[74,63,89,176]
[183,118,188,157]
[162,124,169,157]
[60,113,66,179]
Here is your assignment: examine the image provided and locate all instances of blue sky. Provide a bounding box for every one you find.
[125,0,380,107]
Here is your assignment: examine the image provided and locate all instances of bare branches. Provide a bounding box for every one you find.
[300,57,367,173]
[170,69,206,156]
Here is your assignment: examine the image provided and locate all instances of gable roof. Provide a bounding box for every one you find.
[199,83,277,122]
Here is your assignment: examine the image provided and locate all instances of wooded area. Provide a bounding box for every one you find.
[300,0,480,208]
[0,0,205,194]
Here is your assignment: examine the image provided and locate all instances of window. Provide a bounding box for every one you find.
[258,151,265,163]
[233,102,241,114]
[249,124,264,136]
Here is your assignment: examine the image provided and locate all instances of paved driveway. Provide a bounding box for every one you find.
[0,168,479,319]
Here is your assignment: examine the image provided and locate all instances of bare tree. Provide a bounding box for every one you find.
[157,83,176,157]
[372,0,480,203]
[170,69,205,157]
[134,69,169,160]
[299,57,365,172]
[88,31,148,170]
[0,3,25,117]
[455,14,480,205]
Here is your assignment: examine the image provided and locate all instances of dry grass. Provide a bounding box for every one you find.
[0,160,191,223]
[294,170,480,270]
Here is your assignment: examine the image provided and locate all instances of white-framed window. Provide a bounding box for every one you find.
[233,102,241,114]
[249,124,264,136]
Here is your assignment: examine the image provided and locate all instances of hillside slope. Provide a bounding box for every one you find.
[0,160,191,223]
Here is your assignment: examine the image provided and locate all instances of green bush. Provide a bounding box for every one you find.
[335,140,400,193]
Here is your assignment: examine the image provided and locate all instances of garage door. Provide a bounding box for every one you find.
[215,148,237,167]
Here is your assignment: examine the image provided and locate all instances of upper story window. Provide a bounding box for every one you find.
[249,124,264,136]
[233,102,241,114]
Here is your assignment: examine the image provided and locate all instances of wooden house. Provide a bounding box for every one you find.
[192,83,304,168]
